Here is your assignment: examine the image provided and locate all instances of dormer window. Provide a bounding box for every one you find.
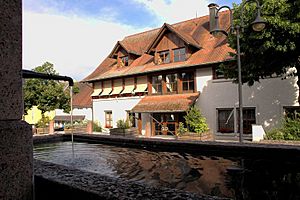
[158,50,170,64]
[173,48,186,62]
[120,56,129,67]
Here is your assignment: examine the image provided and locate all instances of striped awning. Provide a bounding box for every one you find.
[134,76,147,93]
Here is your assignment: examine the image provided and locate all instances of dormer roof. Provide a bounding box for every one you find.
[146,23,201,54]
[108,41,141,58]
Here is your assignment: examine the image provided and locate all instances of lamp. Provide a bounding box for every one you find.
[210,0,266,143]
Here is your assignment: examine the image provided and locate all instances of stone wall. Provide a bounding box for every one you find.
[0,1,33,199]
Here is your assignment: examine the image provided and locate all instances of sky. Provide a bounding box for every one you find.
[23,0,241,81]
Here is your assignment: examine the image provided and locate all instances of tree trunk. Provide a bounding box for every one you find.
[296,66,300,104]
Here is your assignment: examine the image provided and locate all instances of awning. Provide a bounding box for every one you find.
[134,76,148,93]
[131,93,199,113]
[54,115,85,122]
[100,80,112,96]
[122,78,135,94]
[110,79,123,95]
[91,82,102,97]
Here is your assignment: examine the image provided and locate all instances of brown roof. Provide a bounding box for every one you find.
[131,93,199,113]
[73,83,93,108]
[84,11,233,82]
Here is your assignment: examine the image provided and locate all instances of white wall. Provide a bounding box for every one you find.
[93,96,143,128]
[196,67,299,134]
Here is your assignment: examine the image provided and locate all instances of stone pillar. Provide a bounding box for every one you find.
[0,1,33,200]
[87,121,93,134]
[49,120,55,134]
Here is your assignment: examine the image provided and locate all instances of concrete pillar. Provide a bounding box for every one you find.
[0,1,33,199]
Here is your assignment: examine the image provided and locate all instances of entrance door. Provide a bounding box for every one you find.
[152,113,179,136]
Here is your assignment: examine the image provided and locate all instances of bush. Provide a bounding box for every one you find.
[184,106,209,134]
[265,117,300,140]
[93,121,102,132]
[116,119,131,129]
[36,115,51,128]
[177,122,188,136]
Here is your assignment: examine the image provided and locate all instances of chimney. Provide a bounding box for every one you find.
[208,3,219,32]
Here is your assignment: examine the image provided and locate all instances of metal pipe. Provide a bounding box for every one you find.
[236,25,244,142]
[22,69,74,86]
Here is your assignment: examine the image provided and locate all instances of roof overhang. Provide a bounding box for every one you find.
[131,93,200,113]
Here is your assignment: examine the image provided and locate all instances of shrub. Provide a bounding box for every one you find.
[184,106,209,135]
[36,115,51,128]
[265,117,300,140]
[93,121,102,132]
[116,119,130,129]
[177,122,188,136]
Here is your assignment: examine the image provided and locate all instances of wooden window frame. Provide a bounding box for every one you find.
[151,75,163,95]
[105,110,113,128]
[158,50,170,64]
[217,108,234,133]
[120,56,129,67]
[181,71,195,93]
[173,47,186,62]
[166,73,178,94]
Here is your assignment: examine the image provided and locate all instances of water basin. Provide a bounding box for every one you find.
[34,141,300,199]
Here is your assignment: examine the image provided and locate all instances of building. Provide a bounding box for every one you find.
[83,5,298,138]
[54,82,93,129]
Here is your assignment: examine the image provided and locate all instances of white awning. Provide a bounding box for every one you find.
[100,81,112,96]
[110,79,123,95]
[122,78,135,94]
[134,76,148,93]
[91,88,102,97]
[91,82,102,97]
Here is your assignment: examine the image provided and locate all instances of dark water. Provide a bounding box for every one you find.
[34,142,300,199]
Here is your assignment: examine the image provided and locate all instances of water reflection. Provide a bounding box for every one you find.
[34,142,300,199]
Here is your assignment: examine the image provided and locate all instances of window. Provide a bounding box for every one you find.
[158,50,170,64]
[173,48,186,62]
[152,75,162,94]
[182,72,194,92]
[284,106,300,119]
[217,109,234,133]
[237,108,256,134]
[105,111,113,128]
[166,74,178,93]
[127,111,136,127]
[214,66,225,79]
[120,56,129,66]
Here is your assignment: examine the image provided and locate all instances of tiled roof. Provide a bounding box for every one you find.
[131,93,199,113]
[84,11,233,82]
[54,115,85,121]
[73,83,93,108]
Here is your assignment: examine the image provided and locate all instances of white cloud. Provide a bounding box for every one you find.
[132,0,210,24]
[23,11,149,81]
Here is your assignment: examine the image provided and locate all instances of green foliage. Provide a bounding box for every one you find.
[265,117,300,140]
[23,62,71,115]
[222,0,299,87]
[93,121,102,132]
[36,115,51,128]
[116,119,131,129]
[184,106,209,134]
[177,122,188,136]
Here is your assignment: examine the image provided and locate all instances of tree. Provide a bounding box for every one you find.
[23,62,71,117]
[221,0,299,98]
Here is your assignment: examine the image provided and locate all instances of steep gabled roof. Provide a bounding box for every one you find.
[146,23,201,53]
[83,11,233,82]
[73,82,93,108]
[108,41,141,58]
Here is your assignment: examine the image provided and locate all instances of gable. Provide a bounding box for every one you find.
[156,32,186,52]
[146,23,201,54]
